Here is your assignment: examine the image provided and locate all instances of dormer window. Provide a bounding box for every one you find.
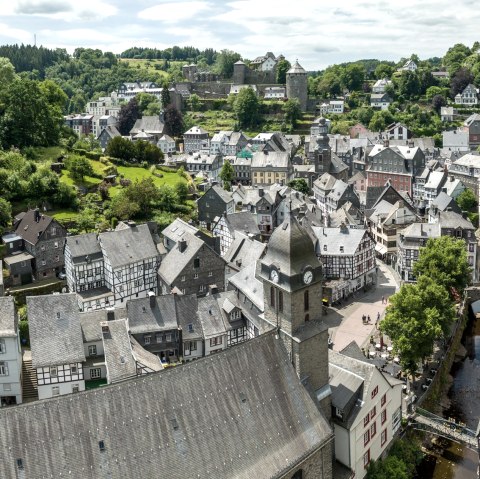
[323,244,327,251]
[340,246,344,253]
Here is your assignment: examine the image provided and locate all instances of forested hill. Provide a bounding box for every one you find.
[0,44,69,78]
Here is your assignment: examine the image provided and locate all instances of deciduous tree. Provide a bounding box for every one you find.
[234,87,260,129]
[219,159,235,191]
[164,104,184,137]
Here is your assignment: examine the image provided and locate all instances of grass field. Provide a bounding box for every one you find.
[118,58,184,79]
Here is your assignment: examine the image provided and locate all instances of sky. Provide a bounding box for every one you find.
[0,0,479,70]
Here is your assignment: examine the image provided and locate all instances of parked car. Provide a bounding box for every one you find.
[57,271,67,280]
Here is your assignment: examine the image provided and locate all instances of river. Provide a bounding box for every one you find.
[417,309,480,479]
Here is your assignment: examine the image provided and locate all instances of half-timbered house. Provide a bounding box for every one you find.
[27,293,86,400]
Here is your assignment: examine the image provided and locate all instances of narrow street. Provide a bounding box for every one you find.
[325,261,400,352]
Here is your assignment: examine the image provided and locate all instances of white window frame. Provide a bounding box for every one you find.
[52,386,60,396]
[50,367,58,377]
[90,368,101,379]
[0,362,8,376]
[144,335,151,345]
[88,345,97,356]
[0,339,5,354]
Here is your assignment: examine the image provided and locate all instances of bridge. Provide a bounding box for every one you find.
[409,407,479,451]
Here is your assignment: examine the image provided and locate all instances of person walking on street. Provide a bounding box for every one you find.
[381,295,385,304]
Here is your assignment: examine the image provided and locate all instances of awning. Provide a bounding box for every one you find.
[375,243,387,255]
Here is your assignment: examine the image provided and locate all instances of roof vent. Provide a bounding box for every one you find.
[120,356,125,364]
[101,323,109,335]
[188,323,194,332]
[98,440,106,452]
[16,459,24,470]
[171,418,179,430]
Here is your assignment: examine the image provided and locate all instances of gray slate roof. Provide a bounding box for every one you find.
[100,224,158,269]
[0,331,332,479]
[27,293,86,368]
[228,262,264,310]
[66,233,103,262]
[130,116,164,135]
[197,294,228,338]
[225,211,261,236]
[14,210,59,246]
[312,227,368,256]
[130,336,163,372]
[175,294,203,341]
[224,232,266,270]
[0,297,16,338]
[127,295,178,334]
[102,318,137,383]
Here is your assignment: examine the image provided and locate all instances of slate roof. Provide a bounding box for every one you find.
[175,294,203,341]
[287,60,306,74]
[158,233,206,285]
[228,262,264,310]
[225,211,261,236]
[14,210,57,246]
[313,227,367,256]
[184,125,208,135]
[130,336,163,372]
[100,224,158,269]
[438,210,475,230]
[130,116,164,135]
[330,363,363,411]
[313,172,337,192]
[0,331,333,479]
[197,294,228,338]
[102,318,137,383]
[127,295,178,334]
[261,214,320,277]
[66,233,103,263]
[27,293,86,369]
[80,310,108,342]
[431,192,460,213]
[162,217,198,241]
[251,151,290,169]
[0,297,16,338]
[209,184,234,204]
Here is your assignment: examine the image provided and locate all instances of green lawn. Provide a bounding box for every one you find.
[59,169,103,189]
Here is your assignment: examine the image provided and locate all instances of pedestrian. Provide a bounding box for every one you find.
[367,315,371,323]
[381,295,385,304]
[377,311,380,321]
[362,314,366,323]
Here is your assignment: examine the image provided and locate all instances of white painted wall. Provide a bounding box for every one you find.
[38,380,85,400]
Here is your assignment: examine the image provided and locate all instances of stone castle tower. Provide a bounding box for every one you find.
[233,60,247,84]
[256,212,331,419]
[286,60,308,111]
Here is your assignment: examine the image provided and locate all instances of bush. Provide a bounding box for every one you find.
[141,161,149,169]
[19,320,29,346]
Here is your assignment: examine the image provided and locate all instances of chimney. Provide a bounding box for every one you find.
[34,208,41,222]
[101,322,110,337]
[259,188,264,197]
[148,290,156,308]
[106,309,115,321]
[263,150,269,155]
[383,139,389,148]
[178,238,187,253]
[339,222,349,234]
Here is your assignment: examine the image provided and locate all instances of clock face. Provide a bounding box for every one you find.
[270,269,279,283]
[303,270,313,285]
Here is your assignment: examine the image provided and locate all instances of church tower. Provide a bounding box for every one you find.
[286,60,308,111]
[313,117,332,174]
[256,213,331,419]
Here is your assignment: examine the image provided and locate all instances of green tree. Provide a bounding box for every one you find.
[106,136,136,161]
[380,278,450,376]
[456,188,478,212]
[117,97,140,135]
[234,87,260,129]
[107,192,140,220]
[76,207,97,232]
[282,98,302,128]
[0,197,12,232]
[137,93,160,115]
[123,177,160,217]
[158,184,178,212]
[214,49,242,78]
[164,104,184,137]
[413,235,472,293]
[316,70,342,98]
[219,159,235,191]
[134,140,164,164]
[175,182,189,203]
[366,456,409,479]
[0,57,18,87]
[288,178,310,195]
[374,63,394,80]
[275,59,291,84]
[65,156,94,181]
[187,93,201,111]
[161,82,171,107]
[341,63,366,92]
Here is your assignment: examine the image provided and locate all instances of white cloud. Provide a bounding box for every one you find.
[0,0,118,22]
[0,23,32,44]
[138,2,211,23]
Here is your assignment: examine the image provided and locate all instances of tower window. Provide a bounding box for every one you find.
[304,290,309,311]
[270,286,275,308]
[278,291,283,313]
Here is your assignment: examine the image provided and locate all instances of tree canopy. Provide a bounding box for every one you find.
[233,87,260,129]
[219,159,234,191]
[413,235,471,293]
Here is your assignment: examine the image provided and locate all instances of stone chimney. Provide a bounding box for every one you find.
[178,238,187,253]
[148,290,156,308]
[208,284,219,295]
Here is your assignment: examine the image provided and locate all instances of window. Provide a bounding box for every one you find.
[381,393,386,406]
[364,415,370,427]
[54,241,59,248]
[335,407,343,419]
[208,271,213,277]
[181,275,186,282]
[363,450,370,468]
[270,286,275,308]
[381,429,387,446]
[363,430,370,446]
[0,339,5,354]
[144,335,151,345]
[371,385,378,399]
[278,291,283,313]
[50,367,57,377]
[0,362,8,376]
[71,365,78,374]
[381,409,387,425]
[52,386,60,396]
[210,336,223,347]
[41,259,46,266]
[370,406,376,419]
[72,384,79,393]
[304,290,309,311]
[166,334,172,342]
[370,421,376,438]
[199,285,205,293]
[90,368,101,379]
[194,258,200,268]
[194,273,199,279]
